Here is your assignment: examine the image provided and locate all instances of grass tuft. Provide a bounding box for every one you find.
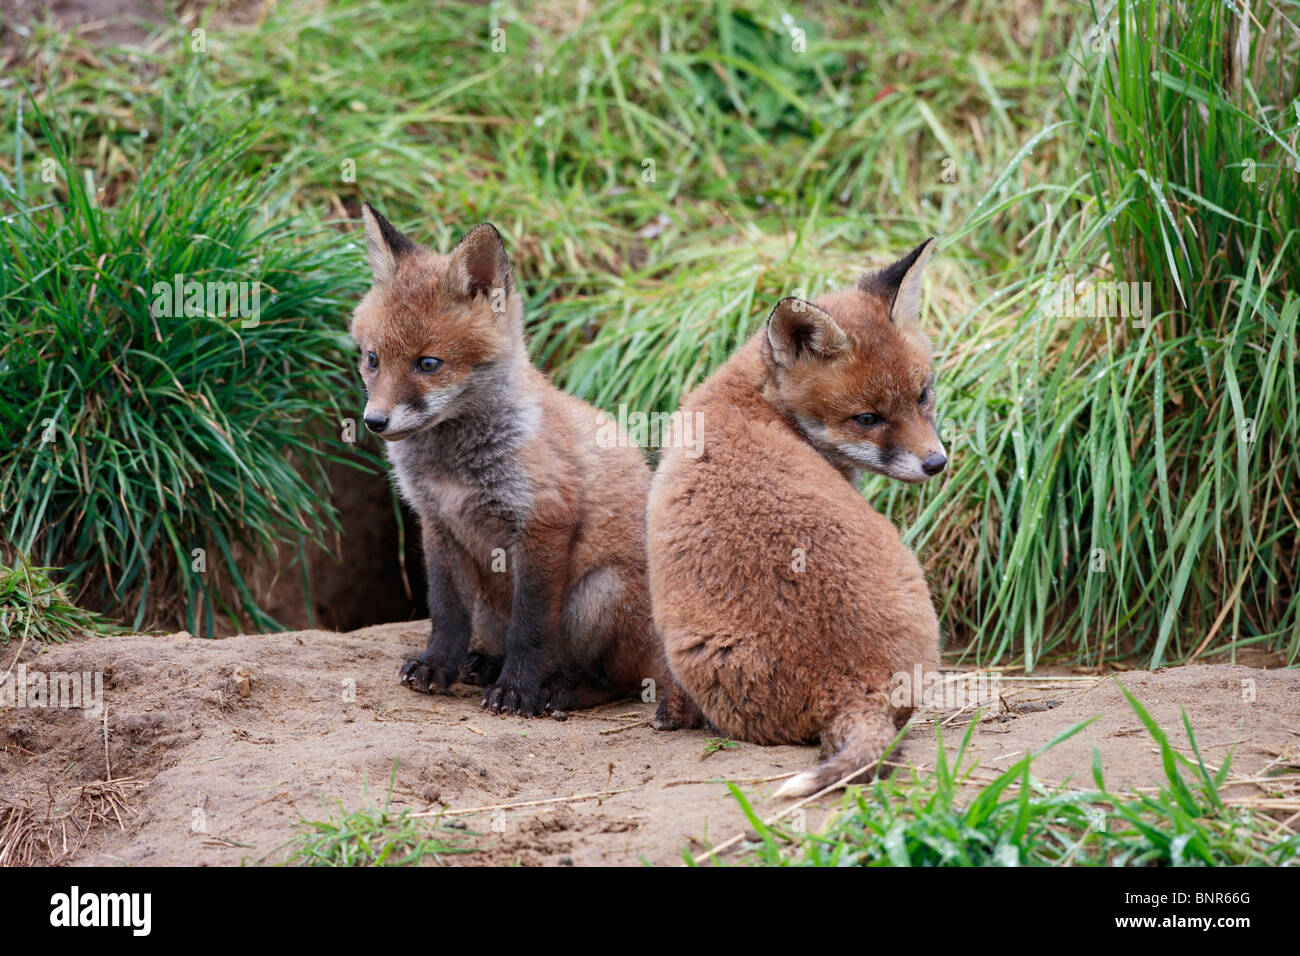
[718,691,1298,867]
[0,98,371,633]
[276,767,477,867]
[0,558,122,647]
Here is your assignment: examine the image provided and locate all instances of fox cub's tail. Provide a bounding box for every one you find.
[773,701,903,800]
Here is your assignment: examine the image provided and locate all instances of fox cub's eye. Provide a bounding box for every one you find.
[853,412,883,428]
[366,351,378,369]
[918,387,930,405]
[417,357,442,373]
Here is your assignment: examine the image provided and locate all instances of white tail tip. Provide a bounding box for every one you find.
[773,771,819,800]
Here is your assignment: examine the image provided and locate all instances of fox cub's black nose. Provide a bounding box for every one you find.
[364,413,389,434]
[921,452,947,476]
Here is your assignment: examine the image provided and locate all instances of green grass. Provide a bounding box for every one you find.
[713,690,1299,867]
[913,0,1300,669]
[0,0,1296,663]
[0,558,122,647]
[702,737,740,757]
[274,768,477,867]
[0,102,371,634]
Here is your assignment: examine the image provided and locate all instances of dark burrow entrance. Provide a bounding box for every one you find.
[302,458,428,633]
[247,432,428,635]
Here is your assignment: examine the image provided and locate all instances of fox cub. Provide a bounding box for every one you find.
[351,204,664,716]
[647,239,946,797]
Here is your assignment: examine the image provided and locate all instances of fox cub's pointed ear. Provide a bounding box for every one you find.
[448,223,513,301]
[860,237,937,328]
[361,202,416,286]
[766,297,849,369]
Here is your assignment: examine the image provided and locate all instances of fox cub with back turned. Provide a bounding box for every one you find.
[351,204,665,716]
[647,239,946,796]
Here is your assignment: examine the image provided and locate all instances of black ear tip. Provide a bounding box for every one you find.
[364,203,416,256]
[906,237,937,261]
[858,237,937,297]
[904,237,936,265]
[362,201,394,229]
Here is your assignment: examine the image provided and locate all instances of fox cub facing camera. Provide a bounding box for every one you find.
[351,204,666,716]
[648,239,946,797]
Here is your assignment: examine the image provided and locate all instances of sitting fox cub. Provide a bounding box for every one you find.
[647,239,946,797]
[351,204,664,715]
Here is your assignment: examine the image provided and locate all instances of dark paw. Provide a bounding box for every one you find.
[460,652,503,687]
[539,678,576,713]
[481,680,544,717]
[399,658,457,694]
[652,688,709,731]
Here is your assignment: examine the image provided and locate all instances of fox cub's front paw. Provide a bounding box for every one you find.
[398,657,458,694]
[460,651,503,687]
[481,678,544,717]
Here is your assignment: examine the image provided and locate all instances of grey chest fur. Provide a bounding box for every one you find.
[385,412,536,565]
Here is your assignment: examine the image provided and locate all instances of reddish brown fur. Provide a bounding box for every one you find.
[647,247,943,794]
[351,213,669,714]
[350,245,521,434]
[764,288,943,483]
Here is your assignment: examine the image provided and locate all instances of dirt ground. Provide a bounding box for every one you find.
[0,0,269,52]
[2,624,1298,866]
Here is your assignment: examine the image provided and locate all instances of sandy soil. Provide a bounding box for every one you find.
[1,0,170,50]
[2,624,1298,866]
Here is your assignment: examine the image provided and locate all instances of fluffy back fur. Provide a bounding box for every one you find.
[647,240,944,796]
